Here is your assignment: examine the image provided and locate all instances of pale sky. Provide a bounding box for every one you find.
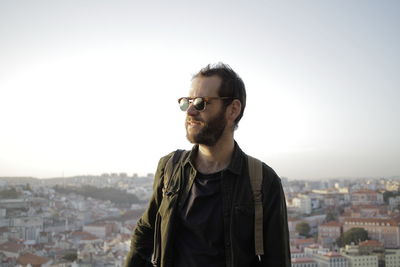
[1,0,399,180]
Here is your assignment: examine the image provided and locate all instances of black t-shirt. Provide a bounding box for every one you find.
[173,171,225,267]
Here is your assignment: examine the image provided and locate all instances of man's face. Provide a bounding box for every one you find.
[185,76,227,146]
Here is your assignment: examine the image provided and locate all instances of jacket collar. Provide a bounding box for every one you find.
[183,141,244,175]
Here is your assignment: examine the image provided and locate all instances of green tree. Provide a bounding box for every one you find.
[62,253,77,262]
[383,191,400,204]
[325,211,336,222]
[336,228,368,247]
[296,222,311,237]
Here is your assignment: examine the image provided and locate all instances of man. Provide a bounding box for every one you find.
[125,63,291,267]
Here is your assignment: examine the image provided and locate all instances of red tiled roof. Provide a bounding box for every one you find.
[359,240,383,247]
[292,257,316,263]
[0,241,24,253]
[323,252,343,258]
[71,231,99,240]
[320,221,341,227]
[17,253,51,266]
[358,205,381,209]
[290,248,302,253]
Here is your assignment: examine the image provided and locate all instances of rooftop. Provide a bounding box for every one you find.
[323,252,344,258]
[17,253,51,267]
[344,217,398,226]
[292,257,316,263]
[320,221,341,227]
[0,241,24,253]
[359,240,383,247]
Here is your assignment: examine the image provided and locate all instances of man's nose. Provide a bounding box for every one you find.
[186,103,199,116]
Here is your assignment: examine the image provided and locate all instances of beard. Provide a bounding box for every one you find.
[185,108,227,146]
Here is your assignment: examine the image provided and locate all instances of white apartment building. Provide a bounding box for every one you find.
[304,245,330,256]
[83,223,112,238]
[314,252,349,267]
[385,249,400,267]
[11,216,43,241]
[293,195,312,215]
[291,257,318,267]
[342,254,378,267]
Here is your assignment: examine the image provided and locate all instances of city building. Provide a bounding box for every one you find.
[292,195,312,215]
[304,244,329,256]
[17,252,52,267]
[314,252,349,267]
[385,249,400,267]
[83,222,113,238]
[350,190,384,206]
[343,218,400,248]
[318,221,342,248]
[342,251,378,267]
[291,257,318,267]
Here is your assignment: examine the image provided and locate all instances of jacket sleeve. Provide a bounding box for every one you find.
[261,165,291,267]
[124,153,173,267]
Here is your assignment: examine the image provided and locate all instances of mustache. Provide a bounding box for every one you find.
[186,116,204,123]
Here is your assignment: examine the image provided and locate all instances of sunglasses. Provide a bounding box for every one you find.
[178,97,234,112]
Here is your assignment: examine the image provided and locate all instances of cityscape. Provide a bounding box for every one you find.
[1,0,400,266]
[1,174,400,266]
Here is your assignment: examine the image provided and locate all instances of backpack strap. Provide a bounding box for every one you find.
[163,149,187,195]
[152,149,188,267]
[247,155,264,256]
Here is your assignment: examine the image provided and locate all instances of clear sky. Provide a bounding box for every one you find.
[1,0,399,180]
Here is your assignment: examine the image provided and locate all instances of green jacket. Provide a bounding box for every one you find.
[125,143,291,267]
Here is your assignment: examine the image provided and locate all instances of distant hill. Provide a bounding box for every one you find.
[0,177,39,184]
[53,185,142,206]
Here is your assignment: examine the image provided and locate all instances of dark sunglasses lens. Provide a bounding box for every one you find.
[193,98,205,111]
[179,98,189,111]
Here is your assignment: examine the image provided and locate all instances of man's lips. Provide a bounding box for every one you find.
[186,118,203,126]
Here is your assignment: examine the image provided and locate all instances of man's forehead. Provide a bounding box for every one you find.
[189,76,221,96]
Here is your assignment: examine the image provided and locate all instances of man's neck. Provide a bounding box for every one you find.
[195,136,235,174]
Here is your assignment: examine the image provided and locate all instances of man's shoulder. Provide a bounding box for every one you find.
[245,153,281,184]
[158,149,190,168]
[160,151,176,162]
[261,161,279,180]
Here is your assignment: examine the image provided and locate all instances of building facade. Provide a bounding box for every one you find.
[318,221,342,248]
[343,218,400,248]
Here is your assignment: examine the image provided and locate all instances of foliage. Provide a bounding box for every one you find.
[62,252,77,262]
[295,222,311,237]
[383,190,400,204]
[336,227,368,247]
[325,211,337,222]
[0,188,19,199]
[53,185,141,206]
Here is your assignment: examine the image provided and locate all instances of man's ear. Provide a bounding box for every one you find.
[227,99,241,123]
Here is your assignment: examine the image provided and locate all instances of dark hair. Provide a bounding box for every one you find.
[193,63,246,130]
